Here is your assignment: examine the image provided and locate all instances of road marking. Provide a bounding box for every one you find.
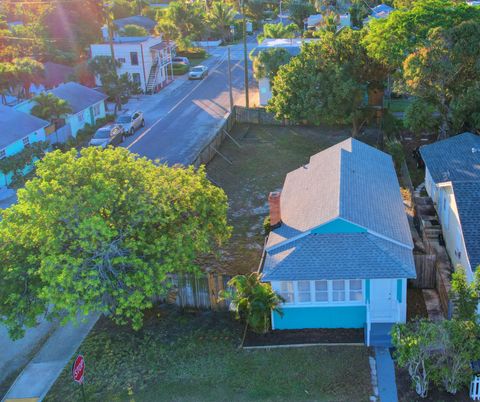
[127,52,234,150]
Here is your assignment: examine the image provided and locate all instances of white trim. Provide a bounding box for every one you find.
[273,280,365,307]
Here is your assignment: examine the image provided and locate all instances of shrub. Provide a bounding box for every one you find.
[382,111,403,137]
[404,99,438,137]
[449,265,480,321]
[176,47,207,59]
[385,138,405,170]
[263,216,271,236]
[172,64,189,75]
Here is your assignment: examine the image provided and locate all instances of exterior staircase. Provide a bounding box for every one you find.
[366,323,395,347]
[146,61,159,94]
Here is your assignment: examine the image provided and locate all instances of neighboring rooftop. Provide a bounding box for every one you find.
[49,82,107,114]
[250,38,320,57]
[452,181,480,270]
[371,4,394,18]
[419,132,480,183]
[0,105,49,149]
[113,15,156,31]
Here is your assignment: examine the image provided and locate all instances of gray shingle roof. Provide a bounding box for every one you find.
[262,138,414,281]
[452,181,480,270]
[0,105,49,149]
[262,233,416,281]
[267,138,412,248]
[49,82,107,114]
[419,132,480,183]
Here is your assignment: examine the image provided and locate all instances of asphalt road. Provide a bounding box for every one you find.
[122,42,256,165]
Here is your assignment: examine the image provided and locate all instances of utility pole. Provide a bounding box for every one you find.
[279,1,283,25]
[241,0,249,109]
[227,47,234,112]
[104,1,117,74]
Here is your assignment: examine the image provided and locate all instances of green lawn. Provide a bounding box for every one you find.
[385,98,412,113]
[46,306,373,402]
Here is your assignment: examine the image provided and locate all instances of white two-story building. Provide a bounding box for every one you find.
[90,36,175,94]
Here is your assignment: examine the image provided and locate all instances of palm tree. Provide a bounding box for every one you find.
[206,1,237,42]
[30,93,73,128]
[0,62,15,105]
[220,273,284,346]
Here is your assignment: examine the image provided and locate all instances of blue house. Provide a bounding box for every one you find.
[260,138,416,346]
[420,132,480,282]
[0,105,49,187]
[15,82,108,140]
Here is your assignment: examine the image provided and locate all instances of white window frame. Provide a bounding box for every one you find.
[273,280,365,307]
[22,136,30,147]
[0,148,6,159]
[77,111,85,123]
[93,103,101,117]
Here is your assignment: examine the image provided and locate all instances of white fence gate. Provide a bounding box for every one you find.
[471,375,480,400]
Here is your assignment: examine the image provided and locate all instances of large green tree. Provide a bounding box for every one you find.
[363,0,480,71]
[206,1,237,42]
[0,147,231,339]
[287,0,315,28]
[267,29,388,134]
[252,48,292,80]
[402,22,480,138]
[257,22,298,43]
[156,0,206,41]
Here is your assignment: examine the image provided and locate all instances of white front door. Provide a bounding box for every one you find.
[370,279,397,322]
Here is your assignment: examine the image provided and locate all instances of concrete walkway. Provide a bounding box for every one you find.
[2,314,99,402]
[375,347,398,402]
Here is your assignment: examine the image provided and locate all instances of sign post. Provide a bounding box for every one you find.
[72,354,86,402]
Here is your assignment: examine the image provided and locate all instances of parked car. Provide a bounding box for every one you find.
[89,124,125,148]
[188,65,208,80]
[115,111,145,136]
[173,56,190,66]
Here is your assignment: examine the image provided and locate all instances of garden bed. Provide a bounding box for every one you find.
[396,365,471,401]
[244,328,364,347]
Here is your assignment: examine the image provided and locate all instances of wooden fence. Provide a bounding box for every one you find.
[234,106,290,126]
[410,254,437,289]
[167,272,233,311]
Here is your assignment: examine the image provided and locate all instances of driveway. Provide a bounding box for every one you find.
[121,41,257,165]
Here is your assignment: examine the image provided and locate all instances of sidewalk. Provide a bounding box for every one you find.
[375,347,398,402]
[2,314,99,402]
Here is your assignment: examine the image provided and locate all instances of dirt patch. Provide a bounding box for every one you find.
[396,365,471,402]
[406,287,429,321]
[206,123,379,275]
[244,328,364,347]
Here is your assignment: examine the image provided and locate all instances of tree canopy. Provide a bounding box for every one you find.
[0,147,231,339]
[30,93,73,122]
[257,22,299,43]
[252,48,292,80]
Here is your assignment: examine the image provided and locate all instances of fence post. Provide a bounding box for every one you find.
[207,272,218,311]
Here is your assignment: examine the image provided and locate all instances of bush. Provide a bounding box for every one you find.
[385,139,405,170]
[404,98,438,137]
[176,47,207,59]
[382,111,403,137]
[172,64,189,75]
[263,216,271,236]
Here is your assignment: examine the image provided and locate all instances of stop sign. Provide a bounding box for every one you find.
[72,355,85,384]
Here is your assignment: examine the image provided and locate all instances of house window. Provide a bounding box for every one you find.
[117,57,126,63]
[0,148,5,159]
[349,280,363,301]
[77,111,84,123]
[132,73,141,86]
[278,281,294,303]
[93,103,101,117]
[332,280,346,302]
[314,280,328,302]
[297,281,311,303]
[130,52,139,65]
[22,136,30,147]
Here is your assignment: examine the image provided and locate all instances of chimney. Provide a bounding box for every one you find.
[268,191,282,228]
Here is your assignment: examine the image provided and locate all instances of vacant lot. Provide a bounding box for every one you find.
[46,306,373,402]
[206,123,377,275]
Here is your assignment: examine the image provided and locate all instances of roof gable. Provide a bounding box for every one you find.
[49,82,107,114]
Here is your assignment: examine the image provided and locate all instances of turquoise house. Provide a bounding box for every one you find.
[0,104,49,187]
[15,82,108,140]
[260,138,416,346]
